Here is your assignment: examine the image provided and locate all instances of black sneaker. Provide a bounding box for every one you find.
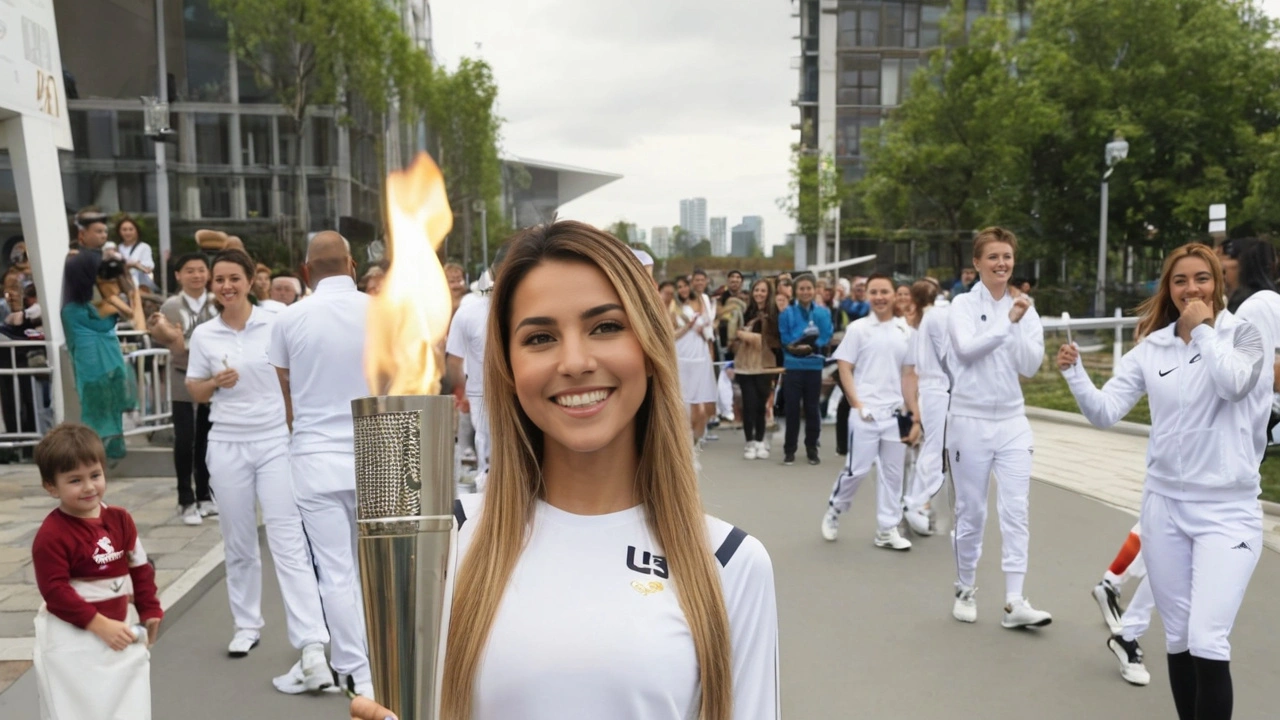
[783,453,796,466]
[807,448,820,465]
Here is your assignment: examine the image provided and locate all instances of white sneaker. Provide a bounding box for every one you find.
[273,661,343,695]
[755,440,770,459]
[1002,597,1053,629]
[301,642,333,691]
[1093,580,1125,635]
[905,508,934,536]
[953,585,978,623]
[820,508,840,541]
[198,498,219,517]
[873,527,912,551]
[1107,635,1151,686]
[227,629,259,657]
[181,504,203,526]
[744,442,758,460]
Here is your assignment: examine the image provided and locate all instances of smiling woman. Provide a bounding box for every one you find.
[350,221,780,720]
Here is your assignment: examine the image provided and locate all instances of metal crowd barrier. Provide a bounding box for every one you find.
[0,329,173,449]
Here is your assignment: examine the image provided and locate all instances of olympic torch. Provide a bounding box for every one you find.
[354,153,457,720]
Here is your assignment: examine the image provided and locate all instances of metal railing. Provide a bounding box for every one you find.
[0,329,173,449]
[1041,308,1137,369]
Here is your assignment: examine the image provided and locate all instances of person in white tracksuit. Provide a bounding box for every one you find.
[945,227,1053,630]
[185,249,330,687]
[268,232,374,698]
[1060,242,1268,720]
[820,274,921,550]
[1093,523,1157,686]
[903,279,950,536]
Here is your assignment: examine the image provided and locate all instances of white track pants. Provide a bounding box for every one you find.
[828,414,906,531]
[292,452,370,686]
[906,387,949,512]
[717,367,735,420]
[35,605,149,720]
[208,438,328,649]
[1140,492,1262,660]
[946,414,1033,589]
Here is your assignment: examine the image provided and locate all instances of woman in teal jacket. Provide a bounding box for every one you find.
[778,274,832,465]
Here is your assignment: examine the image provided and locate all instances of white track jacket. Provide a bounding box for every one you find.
[947,283,1044,419]
[1063,311,1268,503]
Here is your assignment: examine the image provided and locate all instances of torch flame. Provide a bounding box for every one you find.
[365,153,454,395]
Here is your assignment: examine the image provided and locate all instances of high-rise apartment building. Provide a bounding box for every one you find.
[679,197,709,241]
[730,222,758,258]
[791,0,1028,272]
[710,217,728,256]
[651,227,671,259]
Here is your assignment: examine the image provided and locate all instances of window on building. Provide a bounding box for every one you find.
[307,178,329,231]
[881,58,901,106]
[245,177,272,218]
[838,54,880,106]
[921,3,946,47]
[859,5,880,46]
[900,58,921,101]
[183,0,231,101]
[116,173,154,214]
[0,166,17,214]
[195,113,231,165]
[241,115,272,166]
[311,117,335,168]
[836,110,881,158]
[904,3,920,47]
[882,1,904,46]
[70,110,116,161]
[198,176,232,218]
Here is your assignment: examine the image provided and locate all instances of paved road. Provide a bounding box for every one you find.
[2,424,1277,718]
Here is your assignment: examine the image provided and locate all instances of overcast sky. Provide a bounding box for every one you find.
[432,0,1280,253]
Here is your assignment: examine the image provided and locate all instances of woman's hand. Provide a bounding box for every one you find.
[903,421,921,445]
[1177,298,1214,336]
[350,695,396,720]
[213,367,239,389]
[1056,343,1079,371]
[144,617,162,647]
[1009,295,1032,323]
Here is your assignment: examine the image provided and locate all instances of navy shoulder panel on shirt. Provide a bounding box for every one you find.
[714,526,749,568]
[453,498,467,531]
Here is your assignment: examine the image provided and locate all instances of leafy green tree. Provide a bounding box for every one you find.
[1015,0,1280,260]
[778,136,842,241]
[425,58,505,265]
[211,0,429,242]
[855,2,1051,273]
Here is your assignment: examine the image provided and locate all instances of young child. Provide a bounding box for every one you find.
[31,423,163,719]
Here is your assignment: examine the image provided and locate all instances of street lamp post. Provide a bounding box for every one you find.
[473,199,488,273]
[1095,135,1129,317]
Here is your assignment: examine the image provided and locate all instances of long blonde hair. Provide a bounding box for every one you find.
[441,221,734,720]
[1134,243,1225,340]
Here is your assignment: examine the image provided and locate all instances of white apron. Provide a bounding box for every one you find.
[34,604,151,720]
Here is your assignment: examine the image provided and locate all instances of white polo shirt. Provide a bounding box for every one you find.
[268,275,371,457]
[831,313,913,413]
[446,295,489,398]
[187,307,287,442]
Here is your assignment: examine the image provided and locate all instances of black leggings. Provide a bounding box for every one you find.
[172,400,212,508]
[736,374,773,442]
[1168,651,1233,720]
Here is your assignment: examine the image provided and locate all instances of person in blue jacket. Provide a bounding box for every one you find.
[779,274,833,465]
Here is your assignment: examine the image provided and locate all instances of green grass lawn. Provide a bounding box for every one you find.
[1021,361,1280,503]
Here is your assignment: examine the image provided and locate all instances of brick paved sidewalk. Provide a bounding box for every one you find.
[1026,407,1280,553]
[0,464,223,690]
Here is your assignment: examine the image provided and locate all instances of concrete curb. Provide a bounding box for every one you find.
[1023,405,1151,437]
[0,543,226,662]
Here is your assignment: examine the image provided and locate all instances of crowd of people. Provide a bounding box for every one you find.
[22,210,1276,720]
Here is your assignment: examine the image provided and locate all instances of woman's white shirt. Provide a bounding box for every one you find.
[119,241,154,288]
[832,314,913,413]
[912,305,951,390]
[675,304,712,361]
[186,306,288,442]
[455,494,780,720]
[1062,311,1267,502]
[947,283,1043,419]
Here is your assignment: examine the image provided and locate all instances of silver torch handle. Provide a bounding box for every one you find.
[353,395,456,720]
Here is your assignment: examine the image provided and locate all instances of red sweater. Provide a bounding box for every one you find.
[31,506,163,628]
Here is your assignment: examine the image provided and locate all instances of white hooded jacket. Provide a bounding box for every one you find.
[1062,310,1267,503]
[947,282,1044,419]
